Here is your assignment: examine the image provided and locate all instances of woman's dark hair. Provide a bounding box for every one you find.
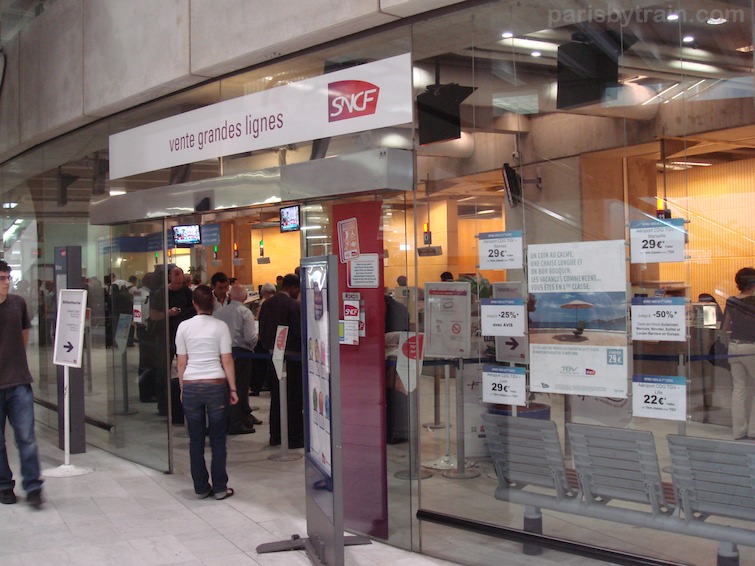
[734,267,755,291]
[192,285,214,312]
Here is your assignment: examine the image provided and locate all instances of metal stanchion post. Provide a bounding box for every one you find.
[443,359,479,479]
[116,349,137,415]
[269,367,300,462]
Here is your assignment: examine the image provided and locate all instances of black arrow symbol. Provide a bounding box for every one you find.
[64,341,74,353]
[505,338,519,350]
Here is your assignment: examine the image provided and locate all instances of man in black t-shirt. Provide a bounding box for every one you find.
[0,260,43,508]
[150,266,195,423]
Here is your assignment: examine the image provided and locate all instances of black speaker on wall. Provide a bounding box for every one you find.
[417,83,476,145]
[556,29,637,110]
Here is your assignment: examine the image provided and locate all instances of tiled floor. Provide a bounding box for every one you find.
[1,420,459,566]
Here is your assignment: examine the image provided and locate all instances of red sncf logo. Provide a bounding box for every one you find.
[328,80,379,122]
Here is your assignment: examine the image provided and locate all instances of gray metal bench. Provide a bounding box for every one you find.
[482,413,755,565]
[668,434,755,566]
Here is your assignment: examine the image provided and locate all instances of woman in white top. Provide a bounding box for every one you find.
[176,285,238,500]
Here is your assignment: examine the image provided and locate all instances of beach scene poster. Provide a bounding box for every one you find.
[527,241,628,397]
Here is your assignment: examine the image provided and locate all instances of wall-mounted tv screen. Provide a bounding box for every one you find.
[280,205,301,233]
[502,163,523,208]
[172,224,202,247]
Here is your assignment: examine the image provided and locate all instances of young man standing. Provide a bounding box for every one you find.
[0,260,44,508]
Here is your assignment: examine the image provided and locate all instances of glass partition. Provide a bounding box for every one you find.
[410,1,755,564]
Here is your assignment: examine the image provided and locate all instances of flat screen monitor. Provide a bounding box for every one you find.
[172,224,201,247]
[280,205,301,233]
[502,162,522,208]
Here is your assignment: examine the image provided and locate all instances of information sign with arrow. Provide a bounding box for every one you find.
[53,289,88,368]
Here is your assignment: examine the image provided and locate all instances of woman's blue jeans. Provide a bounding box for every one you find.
[0,384,43,494]
[181,382,229,495]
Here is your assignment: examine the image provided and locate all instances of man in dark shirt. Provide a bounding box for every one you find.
[150,266,195,423]
[258,273,303,448]
[0,260,43,508]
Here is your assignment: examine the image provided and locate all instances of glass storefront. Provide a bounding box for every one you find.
[1,1,754,564]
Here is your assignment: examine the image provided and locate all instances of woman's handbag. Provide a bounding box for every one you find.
[708,336,730,371]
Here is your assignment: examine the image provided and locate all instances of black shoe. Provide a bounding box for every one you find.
[0,488,16,505]
[250,391,260,397]
[247,414,263,426]
[27,489,43,509]
[269,438,281,446]
[228,425,255,435]
[289,440,304,449]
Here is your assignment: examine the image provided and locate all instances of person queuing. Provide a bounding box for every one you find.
[0,260,44,508]
[214,284,261,435]
[258,274,303,448]
[251,282,277,396]
[176,285,238,500]
[721,267,755,440]
[149,266,195,423]
[211,272,231,312]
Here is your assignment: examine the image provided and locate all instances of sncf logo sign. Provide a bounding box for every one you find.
[328,80,379,122]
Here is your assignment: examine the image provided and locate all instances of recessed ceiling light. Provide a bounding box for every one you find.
[531,51,542,57]
[667,13,679,21]
[501,31,513,39]
[2,202,17,209]
[682,35,695,43]
[707,17,727,25]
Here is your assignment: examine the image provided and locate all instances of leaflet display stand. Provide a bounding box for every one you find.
[257,255,370,565]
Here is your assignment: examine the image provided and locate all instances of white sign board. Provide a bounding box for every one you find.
[631,297,686,342]
[347,253,379,288]
[272,325,288,380]
[478,230,524,270]
[482,365,527,405]
[53,289,88,368]
[424,282,472,358]
[110,54,413,179]
[481,298,526,337]
[396,332,424,393]
[114,313,133,352]
[632,375,687,421]
[629,218,686,264]
[493,282,529,363]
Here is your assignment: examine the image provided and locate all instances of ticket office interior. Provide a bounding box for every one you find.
[2,0,754,562]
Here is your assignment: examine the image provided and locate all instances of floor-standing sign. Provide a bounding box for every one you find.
[424,282,478,478]
[257,255,369,565]
[44,289,93,478]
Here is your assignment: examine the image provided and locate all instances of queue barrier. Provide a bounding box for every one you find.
[482,413,755,566]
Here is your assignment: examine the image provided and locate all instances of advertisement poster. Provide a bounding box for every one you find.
[631,297,686,342]
[629,218,686,264]
[482,365,527,406]
[632,375,687,421]
[303,264,332,477]
[424,282,472,358]
[493,282,529,363]
[527,240,628,397]
[478,230,523,270]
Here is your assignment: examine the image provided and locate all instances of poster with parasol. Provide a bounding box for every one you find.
[527,240,628,397]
